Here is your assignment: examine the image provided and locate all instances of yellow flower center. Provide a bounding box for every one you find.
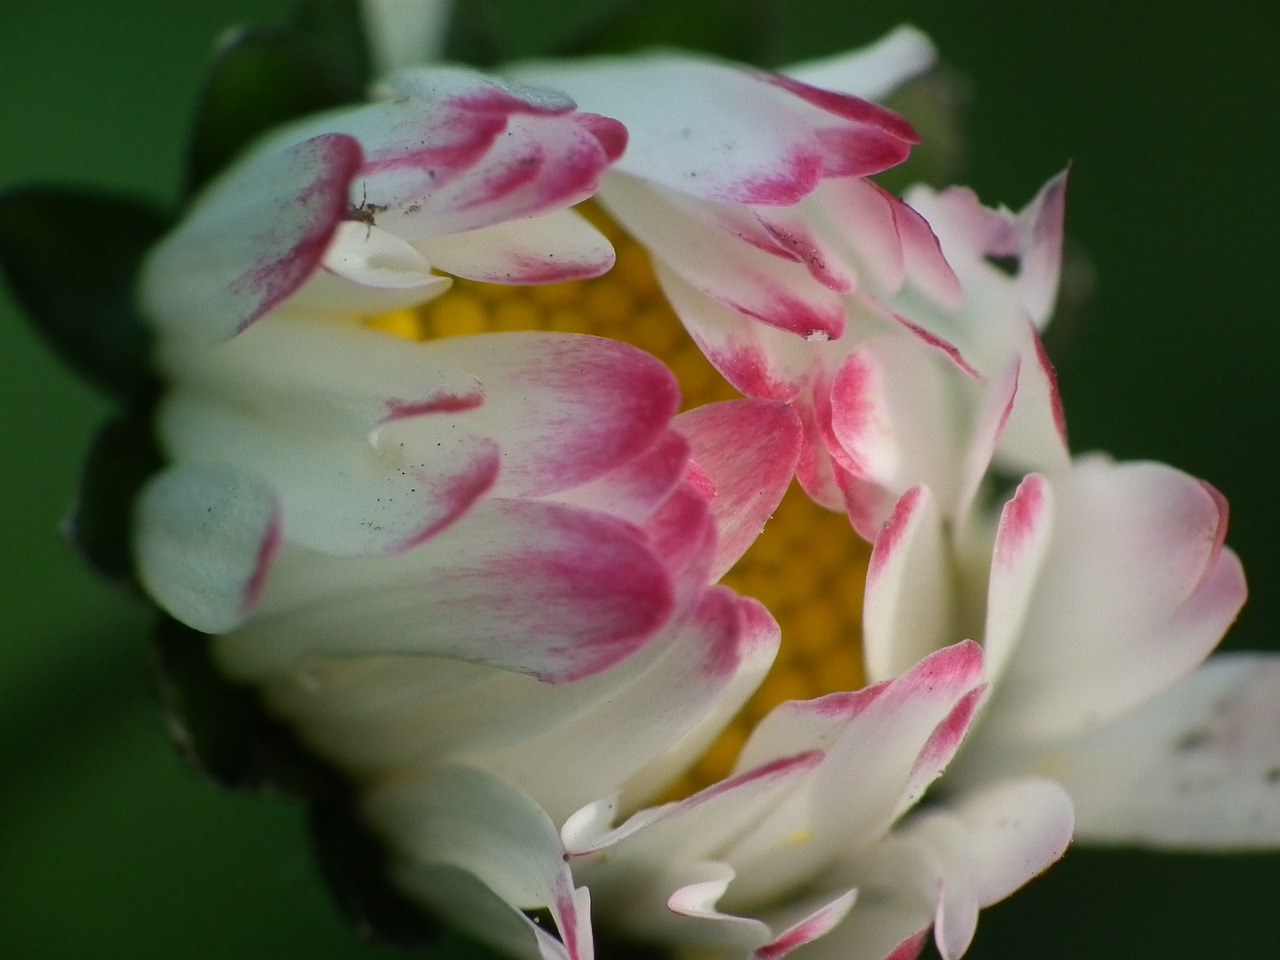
[367,207,870,791]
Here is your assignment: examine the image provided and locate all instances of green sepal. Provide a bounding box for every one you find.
[155,615,336,795]
[310,794,443,949]
[447,0,643,64]
[545,0,786,66]
[0,187,169,403]
[157,615,453,947]
[65,409,164,590]
[293,0,374,102]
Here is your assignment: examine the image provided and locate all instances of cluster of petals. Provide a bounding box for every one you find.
[522,18,1275,959]
[129,48,962,960]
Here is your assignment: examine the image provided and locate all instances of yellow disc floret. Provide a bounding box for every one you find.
[366,204,870,792]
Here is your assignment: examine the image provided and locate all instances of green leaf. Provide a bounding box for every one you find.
[470,0,645,62]
[293,0,374,103]
[65,410,164,590]
[552,0,786,65]
[0,187,169,403]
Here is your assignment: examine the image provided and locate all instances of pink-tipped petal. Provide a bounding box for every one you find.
[135,463,281,633]
[469,588,778,822]
[568,751,821,863]
[557,429,691,525]
[618,597,782,804]
[655,265,812,402]
[140,133,361,341]
[419,332,681,498]
[993,325,1070,475]
[726,643,985,904]
[601,177,847,340]
[981,474,1055,683]
[159,388,500,556]
[755,890,858,960]
[828,337,971,520]
[519,55,913,205]
[677,400,803,578]
[219,500,675,684]
[863,486,955,683]
[983,460,1246,741]
[1015,171,1069,327]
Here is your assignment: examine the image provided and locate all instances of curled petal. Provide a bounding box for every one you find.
[983,460,1246,741]
[366,765,593,960]
[140,133,361,341]
[135,463,281,633]
[418,207,615,284]
[863,486,955,683]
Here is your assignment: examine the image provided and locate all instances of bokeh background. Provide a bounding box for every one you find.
[2,1,1276,958]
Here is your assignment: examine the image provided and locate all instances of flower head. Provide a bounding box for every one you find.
[9,7,1273,960]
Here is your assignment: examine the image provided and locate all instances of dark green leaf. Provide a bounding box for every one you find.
[442,1,502,66]
[186,28,357,195]
[65,409,164,589]
[554,0,785,65]
[293,0,374,103]
[0,187,169,402]
[471,0,646,62]
[155,615,338,796]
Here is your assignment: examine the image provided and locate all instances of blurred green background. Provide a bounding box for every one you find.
[2,1,1276,958]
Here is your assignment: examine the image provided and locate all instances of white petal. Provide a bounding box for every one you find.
[786,25,937,102]
[134,463,281,633]
[862,486,955,683]
[983,460,1244,740]
[1047,654,1280,848]
[366,765,593,960]
[901,778,1073,958]
[417,207,615,284]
